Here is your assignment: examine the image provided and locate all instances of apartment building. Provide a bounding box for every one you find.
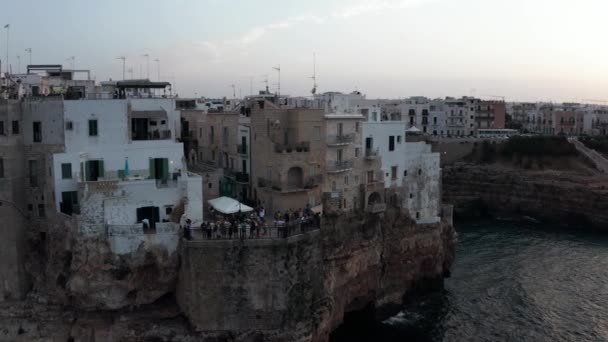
[475,101,506,129]
[445,97,477,137]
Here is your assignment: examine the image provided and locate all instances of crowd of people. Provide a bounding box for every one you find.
[182,205,321,241]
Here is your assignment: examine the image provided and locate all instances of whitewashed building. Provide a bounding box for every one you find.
[49,83,202,253]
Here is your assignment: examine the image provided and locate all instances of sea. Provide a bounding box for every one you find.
[331,219,608,342]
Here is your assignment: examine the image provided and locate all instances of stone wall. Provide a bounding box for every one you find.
[443,164,608,228]
[177,209,456,341]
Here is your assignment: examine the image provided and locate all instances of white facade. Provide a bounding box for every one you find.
[51,98,203,233]
[362,121,408,188]
[403,142,441,223]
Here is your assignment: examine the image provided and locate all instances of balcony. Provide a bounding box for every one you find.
[257,175,320,192]
[304,174,323,189]
[132,129,172,141]
[235,172,249,184]
[327,134,355,146]
[237,144,248,156]
[274,142,310,153]
[257,177,283,192]
[366,203,386,214]
[365,148,380,160]
[327,160,354,173]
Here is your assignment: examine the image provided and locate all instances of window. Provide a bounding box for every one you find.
[367,171,374,183]
[27,204,33,211]
[355,148,360,157]
[208,182,212,189]
[314,126,321,141]
[389,136,395,151]
[199,128,202,138]
[209,126,215,144]
[409,193,413,199]
[416,212,420,219]
[38,204,45,218]
[82,160,105,181]
[0,158,3,178]
[0,121,4,135]
[397,136,402,143]
[391,166,397,180]
[344,176,349,185]
[61,163,72,179]
[337,123,344,136]
[222,126,229,146]
[88,119,98,136]
[331,181,337,191]
[403,170,407,177]
[433,117,437,124]
[11,120,19,134]
[32,121,42,142]
[66,121,73,130]
[165,207,173,215]
[355,122,360,132]
[29,160,38,187]
[418,169,422,176]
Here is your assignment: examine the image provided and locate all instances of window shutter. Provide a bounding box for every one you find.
[80,162,85,181]
[162,159,169,180]
[98,160,104,178]
[149,158,156,179]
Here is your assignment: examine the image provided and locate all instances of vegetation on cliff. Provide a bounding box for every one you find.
[470,136,586,171]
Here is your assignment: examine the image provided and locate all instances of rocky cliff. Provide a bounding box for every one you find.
[1,209,455,341]
[443,164,608,228]
[177,209,456,342]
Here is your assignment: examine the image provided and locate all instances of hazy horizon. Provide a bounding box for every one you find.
[2,0,608,102]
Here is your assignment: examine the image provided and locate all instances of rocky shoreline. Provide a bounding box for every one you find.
[0,209,456,342]
[443,163,608,229]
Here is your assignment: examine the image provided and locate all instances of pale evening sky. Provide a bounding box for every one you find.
[2,0,608,102]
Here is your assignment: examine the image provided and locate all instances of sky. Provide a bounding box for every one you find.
[2,0,608,102]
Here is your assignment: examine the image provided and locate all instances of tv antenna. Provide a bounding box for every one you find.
[229,84,236,98]
[116,56,126,80]
[273,65,281,96]
[127,67,133,80]
[260,74,269,93]
[310,52,318,95]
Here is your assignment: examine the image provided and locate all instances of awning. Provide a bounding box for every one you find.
[311,204,323,214]
[207,196,253,214]
[406,126,421,133]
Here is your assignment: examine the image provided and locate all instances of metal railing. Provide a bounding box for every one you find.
[235,172,249,183]
[326,159,354,172]
[132,129,172,141]
[237,144,248,155]
[366,203,387,214]
[327,134,355,145]
[365,148,380,159]
[274,141,310,153]
[193,219,320,240]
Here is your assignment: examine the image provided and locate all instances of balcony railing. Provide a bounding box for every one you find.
[365,148,380,159]
[132,130,172,141]
[257,177,282,191]
[304,174,323,188]
[327,160,354,173]
[274,141,310,153]
[366,203,386,214]
[327,134,355,146]
[237,144,248,155]
[235,172,249,184]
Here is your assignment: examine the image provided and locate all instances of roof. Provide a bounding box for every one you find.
[116,80,171,89]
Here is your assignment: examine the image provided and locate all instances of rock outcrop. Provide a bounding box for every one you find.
[177,209,456,341]
[443,164,608,228]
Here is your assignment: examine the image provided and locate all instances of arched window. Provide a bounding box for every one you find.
[287,167,303,190]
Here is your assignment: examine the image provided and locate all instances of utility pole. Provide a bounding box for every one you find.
[229,84,236,99]
[24,48,31,67]
[273,65,281,96]
[142,54,150,79]
[116,56,126,80]
[4,24,9,74]
[154,58,160,81]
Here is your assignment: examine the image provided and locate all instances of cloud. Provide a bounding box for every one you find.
[236,14,325,46]
[333,0,437,18]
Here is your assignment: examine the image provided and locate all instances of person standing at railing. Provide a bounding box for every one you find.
[239,221,247,240]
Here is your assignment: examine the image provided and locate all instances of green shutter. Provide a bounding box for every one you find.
[98,160,104,178]
[162,159,169,180]
[86,161,92,181]
[149,158,155,179]
[80,162,85,181]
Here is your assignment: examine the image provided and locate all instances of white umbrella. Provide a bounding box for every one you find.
[406,126,421,133]
[207,196,253,214]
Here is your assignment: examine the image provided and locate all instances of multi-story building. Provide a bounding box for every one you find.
[249,99,325,213]
[475,101,506,129]
[445,97,477,137]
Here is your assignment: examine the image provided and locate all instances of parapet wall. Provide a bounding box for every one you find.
[177,209,456,341]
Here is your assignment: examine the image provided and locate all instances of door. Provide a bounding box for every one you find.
[132,118,149,140]
[241,136,247,154]
[149,158,169,181]
[365,137,373,150]
[136,206,160,230]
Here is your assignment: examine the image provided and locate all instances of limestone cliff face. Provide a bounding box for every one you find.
[443,164,608,228]
[177,209,456,342]
[26,216,180,310]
